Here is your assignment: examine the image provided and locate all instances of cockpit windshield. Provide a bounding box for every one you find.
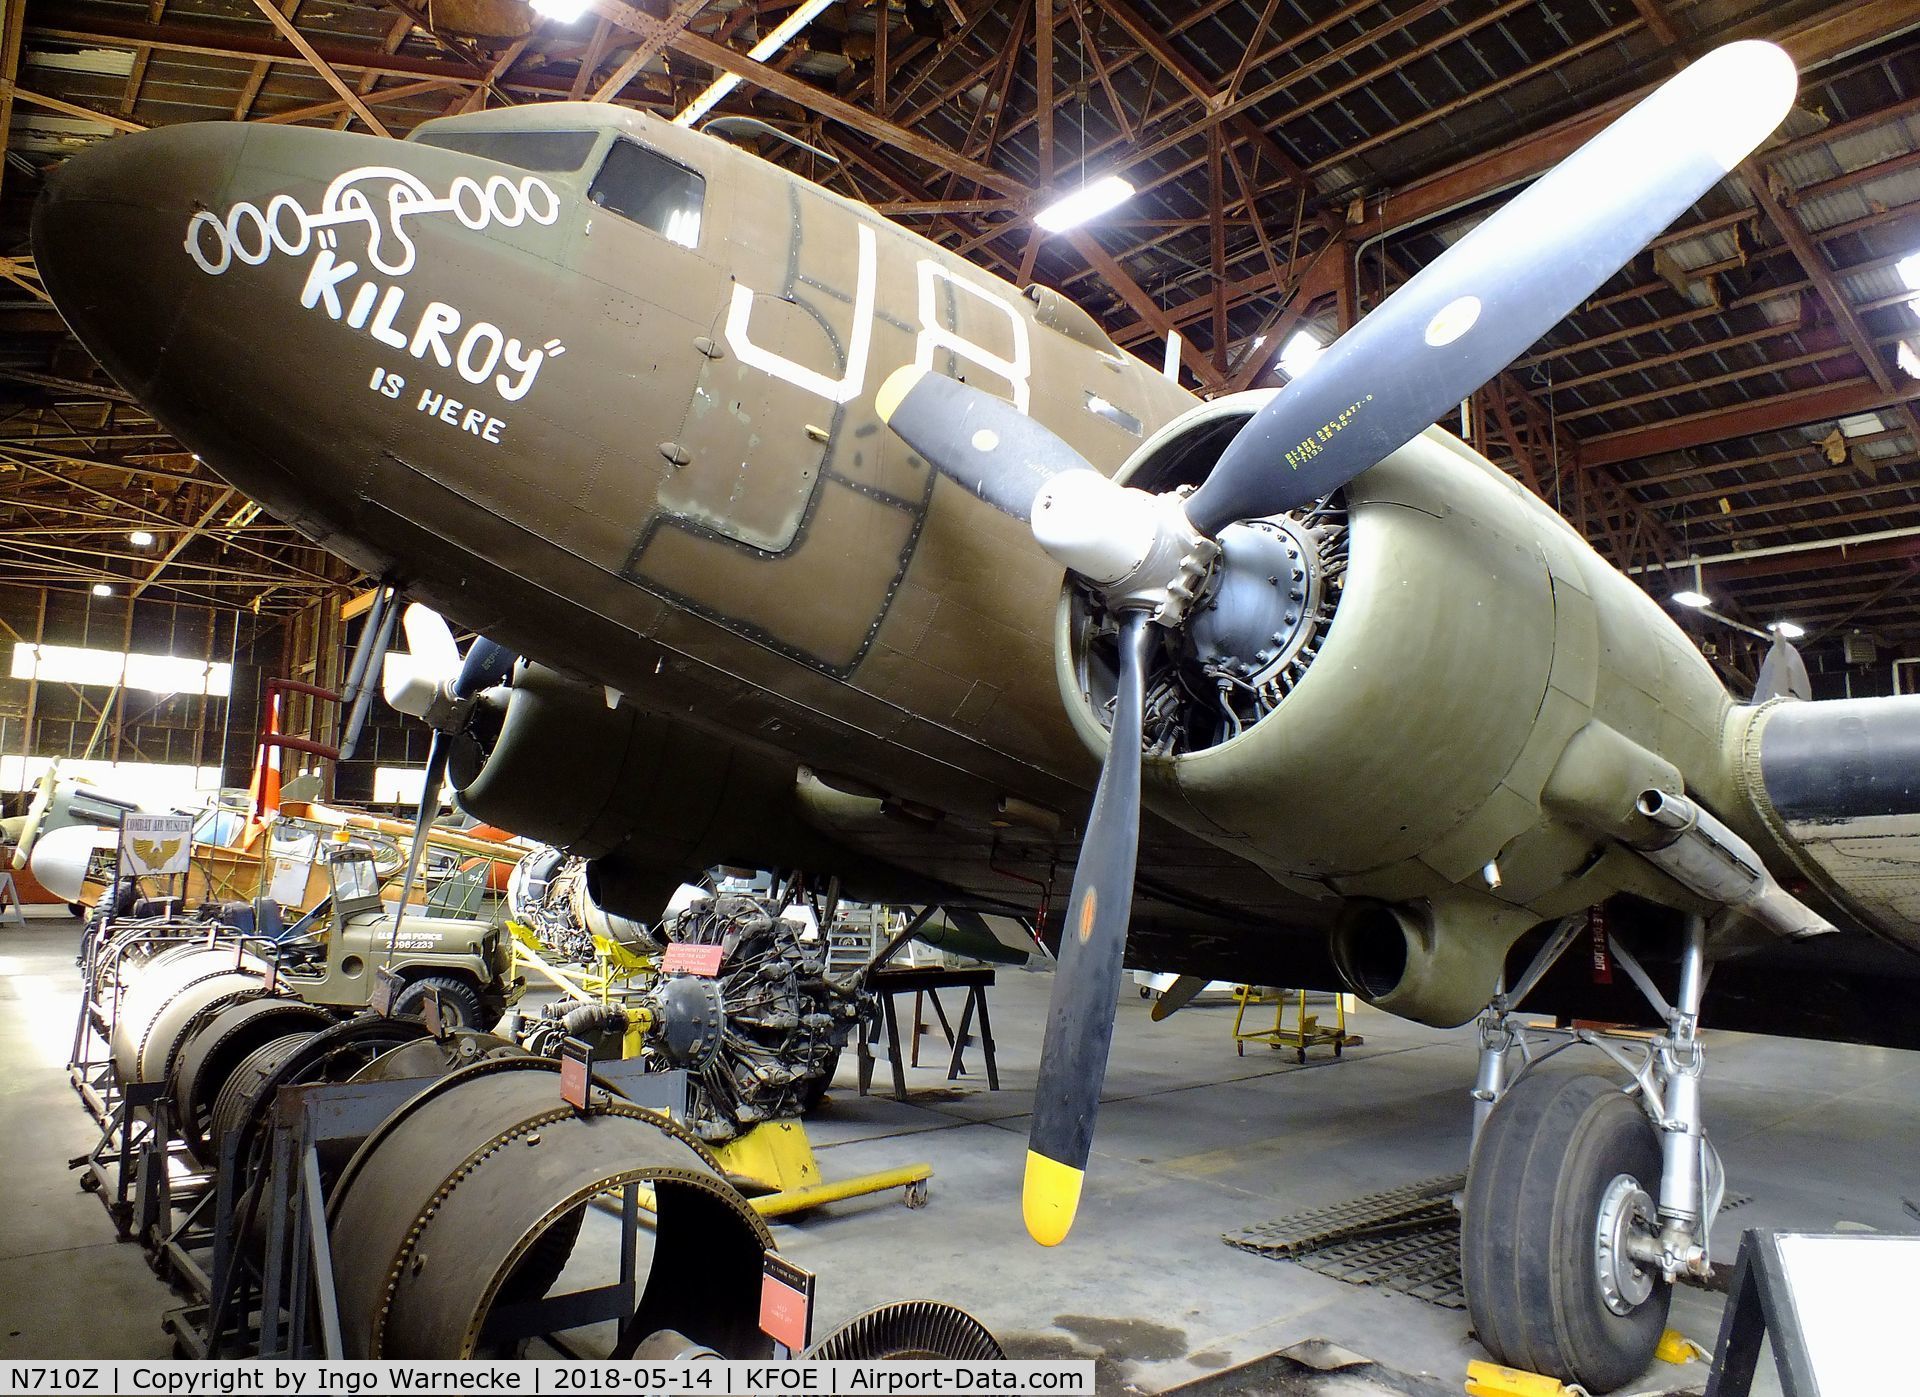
[589,139,705,249]
[411,129,600,173]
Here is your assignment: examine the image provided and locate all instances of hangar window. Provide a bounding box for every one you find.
[412,129,599,173]
[590,140,705,249]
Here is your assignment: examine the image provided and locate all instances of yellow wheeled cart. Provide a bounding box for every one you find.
[1231,986,1363,1062]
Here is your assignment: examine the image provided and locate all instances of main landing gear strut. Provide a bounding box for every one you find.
[1461,913,1724,1392]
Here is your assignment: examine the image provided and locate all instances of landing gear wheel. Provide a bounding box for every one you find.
[1463,1072,1670,1393]
[391,975,485,1030]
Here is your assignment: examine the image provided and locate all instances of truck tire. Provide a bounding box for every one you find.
[393,975,487,1031]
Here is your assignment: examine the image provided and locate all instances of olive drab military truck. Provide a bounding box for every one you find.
[273,841,519,1028]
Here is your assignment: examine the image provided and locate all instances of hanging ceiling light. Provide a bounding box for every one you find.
[1277,328,1325,379]
[129,529,155,547]
[673,0,836,127]
[91,582,112,597]
[1035,175,1135,233]
[528,0,592,22]
[1671,560,1712,609]
[1768,620,1807,639]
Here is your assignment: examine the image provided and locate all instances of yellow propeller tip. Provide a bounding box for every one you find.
[874,365,925,425]
[1022,1150,1084,1247]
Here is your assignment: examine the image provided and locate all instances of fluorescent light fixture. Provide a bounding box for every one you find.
[1278,328,1324,379]
[91,582,112,597]
[1671,589,1711,609]
[1769,620,1806,639]
[129,529,155,547]
[1034,175,1135,233]
[674,0,835,127]
[529,0,592,21]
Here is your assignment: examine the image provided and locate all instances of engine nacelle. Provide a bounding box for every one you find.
[451,662,876,920]
[1055,396,1739,1024]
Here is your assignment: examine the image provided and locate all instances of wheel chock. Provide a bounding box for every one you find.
[1655,1328,1708,1364]
[1463,1360,1587,1396]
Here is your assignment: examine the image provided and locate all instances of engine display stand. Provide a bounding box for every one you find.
[713,1119,931,1218]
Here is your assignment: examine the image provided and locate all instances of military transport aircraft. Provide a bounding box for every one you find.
[33,37,1920,1389]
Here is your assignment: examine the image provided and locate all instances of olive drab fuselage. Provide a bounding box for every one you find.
[33,102,1920,1017]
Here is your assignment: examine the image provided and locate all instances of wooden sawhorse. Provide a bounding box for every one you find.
[857,965,1000,1101]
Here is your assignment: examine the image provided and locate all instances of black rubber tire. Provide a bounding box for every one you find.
[799,1047,842,1114]
[1462,1072,1670,1393]
[392,974,486,1030]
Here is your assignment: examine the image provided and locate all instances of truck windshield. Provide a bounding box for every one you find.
[333,857,378,902]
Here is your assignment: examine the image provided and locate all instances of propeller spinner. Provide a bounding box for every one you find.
[877,40,1798,1247]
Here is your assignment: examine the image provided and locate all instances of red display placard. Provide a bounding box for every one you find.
[662,942,726,977]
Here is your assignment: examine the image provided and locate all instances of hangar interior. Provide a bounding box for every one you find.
[2,0,1920,1392]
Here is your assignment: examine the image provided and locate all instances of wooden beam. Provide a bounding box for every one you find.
[611,14,1030,198]
[589,0,708,102]
[2,82,146,132]
[1066,229,1224,390]
[1582,379,1920,466]
[257,76,461,124]
[1745,158,1895,394]
[0,0,28,202]
[1372,0,1920,238]
[246,0,392,135]
[457,34,530,114]
[1034,0,1054,187]
[233,0,300,120]
[568,16,613,100]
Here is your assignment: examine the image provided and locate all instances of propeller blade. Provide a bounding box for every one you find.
[401,603,461,684]
[1148,973,1209,1023]
[10,762,58,870]
[388,733,449,949]
[1184,40,1797,536]
[876,365,1093,521]
[455,637,515,698]
[1025,610,1152,1247]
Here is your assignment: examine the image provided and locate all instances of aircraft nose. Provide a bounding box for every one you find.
[33,123,250,398]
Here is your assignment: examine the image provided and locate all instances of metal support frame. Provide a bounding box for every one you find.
[1469,910,1723,1282]
[209,1060,686,1359]
[68,919,242,1240]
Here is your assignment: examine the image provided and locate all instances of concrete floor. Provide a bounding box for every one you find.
[4,917,1918,1393]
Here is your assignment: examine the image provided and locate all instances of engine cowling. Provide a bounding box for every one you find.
[448,662,877,920]
[1053,395,1736,1025]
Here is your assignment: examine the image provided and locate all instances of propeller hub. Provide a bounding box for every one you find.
[1031,473,1218,625]
[1183,515,1328,687]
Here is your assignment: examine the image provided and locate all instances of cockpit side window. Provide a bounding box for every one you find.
[589,140,705,249]
[411,129,599,173]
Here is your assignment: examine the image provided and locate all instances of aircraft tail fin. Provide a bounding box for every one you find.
[1754,636,1811,703]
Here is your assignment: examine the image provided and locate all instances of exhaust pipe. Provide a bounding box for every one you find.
[1629,790,1833,940]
